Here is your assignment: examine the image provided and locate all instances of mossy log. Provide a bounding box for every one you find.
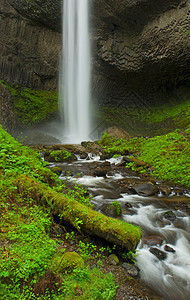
[15,176,141,251]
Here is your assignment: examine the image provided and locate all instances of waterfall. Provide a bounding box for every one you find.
[59,0,91,143]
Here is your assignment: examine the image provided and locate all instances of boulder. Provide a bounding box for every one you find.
[164,245,176,253]
[131,182,159,197]
[122,263,139,277]
[149,247,167,260]
[163,211,176,221]
[108,254,119,265]
[142,236,164,247]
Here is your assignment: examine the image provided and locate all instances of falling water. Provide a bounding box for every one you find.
[59,0,91,143]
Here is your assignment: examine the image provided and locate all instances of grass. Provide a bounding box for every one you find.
[99,129,190,187]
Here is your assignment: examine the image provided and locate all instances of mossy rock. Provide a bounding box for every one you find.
[58,252,84,273]
[44,150,77,163]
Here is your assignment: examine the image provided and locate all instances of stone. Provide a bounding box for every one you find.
[122,263,139,277]
[164,245,176,253]
[142,236,164,247]
[163,211,176,221]
[149,247,167,260]
[108,254,119,265]
[93,166,109,177]
[131,182,159,197]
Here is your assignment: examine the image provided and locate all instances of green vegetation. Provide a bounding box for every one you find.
[0,125,140,299]
[0,80,58,125]
[49,150,72,161]
[99,129,190,187]
[111,201,122,216]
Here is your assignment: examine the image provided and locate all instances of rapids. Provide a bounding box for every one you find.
[50,154,190,299]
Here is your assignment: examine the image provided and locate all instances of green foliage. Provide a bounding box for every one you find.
[0,80,58,125]
[111,201,122,215]
[100,130,190,187]
[0,125,124,299]
[60,266,117,300]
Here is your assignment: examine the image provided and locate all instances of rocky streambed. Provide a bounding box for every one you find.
[40,143,190,300]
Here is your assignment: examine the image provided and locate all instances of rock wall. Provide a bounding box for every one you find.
[0,0,190,110]
[0,0,61,90]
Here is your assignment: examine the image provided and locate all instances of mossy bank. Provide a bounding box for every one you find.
[0,80,58,126]
[0,125,141,299]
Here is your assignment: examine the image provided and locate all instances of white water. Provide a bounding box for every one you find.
[59,0,91,143]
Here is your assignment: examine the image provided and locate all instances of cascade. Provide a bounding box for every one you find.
[59,0,91,143]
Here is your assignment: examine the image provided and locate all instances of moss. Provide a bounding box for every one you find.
[99,130,190,187]
[57,252,84,273]
[0,80,58,125]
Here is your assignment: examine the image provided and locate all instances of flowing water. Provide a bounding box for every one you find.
[59,0,91,143]
[49,154,190,299]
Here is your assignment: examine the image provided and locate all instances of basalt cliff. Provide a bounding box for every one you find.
[0,0,190,129]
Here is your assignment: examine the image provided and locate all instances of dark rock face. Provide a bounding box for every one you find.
[7,0,62,32]
[0,84,17,132]
[0,0,190,121]
[92,0,190,105]
[0,0,61,90]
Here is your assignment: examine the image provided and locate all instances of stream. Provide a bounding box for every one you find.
[49,154,190,300]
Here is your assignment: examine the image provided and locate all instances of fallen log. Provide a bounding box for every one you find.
[15,176,142,251]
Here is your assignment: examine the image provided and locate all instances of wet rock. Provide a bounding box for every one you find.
[93,166,109,177]
[164,245,176,253]
[160,187,171,196]
[125,202,133,209]
[131,182,159,197]
[163,211,176,221]
[149,247,167,260]
[142,236,164,247]
[108,254,119,265]
[51,167,62,176]
[122,263,139,277]
[100,202,122,218]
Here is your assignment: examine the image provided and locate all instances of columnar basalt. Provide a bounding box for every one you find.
[0,0,190,128]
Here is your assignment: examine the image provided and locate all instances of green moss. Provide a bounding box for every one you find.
[57,252,84,273]
[99,130,190,187]
[0,80,58,125]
